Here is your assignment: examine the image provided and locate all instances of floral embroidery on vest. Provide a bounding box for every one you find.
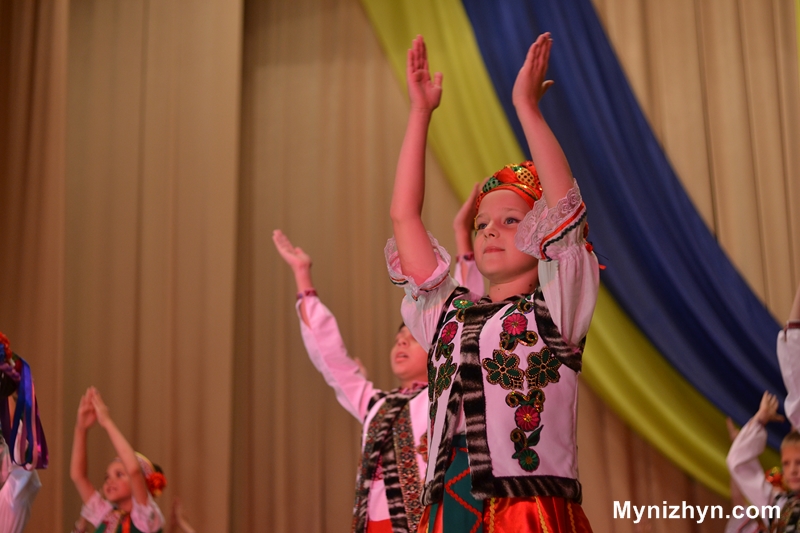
[429,298,474,419]
[482,295,561,472]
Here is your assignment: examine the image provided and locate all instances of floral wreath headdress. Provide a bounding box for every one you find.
[0,331,48,469]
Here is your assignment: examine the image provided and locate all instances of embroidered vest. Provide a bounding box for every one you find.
[422,287,585,505]
[772,492,800,532]
[352,386,426,533]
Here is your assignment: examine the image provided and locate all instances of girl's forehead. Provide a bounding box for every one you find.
[107,458,125,471]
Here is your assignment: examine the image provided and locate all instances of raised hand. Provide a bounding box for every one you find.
[512,32,554,110]
[272,230,312,273]
[755,391,785,426]
[89,387,112,429]
[75,389,97,430]
[407,35,443,114]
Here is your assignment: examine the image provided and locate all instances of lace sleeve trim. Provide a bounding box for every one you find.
[516,183,586,260]
[385,232,452,300]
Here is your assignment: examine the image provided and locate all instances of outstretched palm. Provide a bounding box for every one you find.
[272,230,312,271]
[513,32,554,108]
[407,35,443,113]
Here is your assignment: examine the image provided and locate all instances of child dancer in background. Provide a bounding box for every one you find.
[272,199,482,533]
[0,332,45,533]
[727,281,800,532]
[70,387,166,533]
[387,34,599,532]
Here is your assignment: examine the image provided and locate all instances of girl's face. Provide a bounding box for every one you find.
[103,459,132,505]
[390,326,428,387]
[474,190,538,284]
[782,444,800,491]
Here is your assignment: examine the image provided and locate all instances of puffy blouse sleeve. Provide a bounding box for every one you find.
[386,233,459,353]
[726,418,776,509]
[515,182,599,349]
[130,493,165,532]
[778,328,800,427]
[297,295,380,422]
[80,492,114,527]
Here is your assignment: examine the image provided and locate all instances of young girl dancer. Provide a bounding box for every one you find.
[387,34,599,531]
[273,197,482,533]
[70,387,166,533]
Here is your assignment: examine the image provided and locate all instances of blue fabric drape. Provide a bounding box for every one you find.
[461,0,786,446]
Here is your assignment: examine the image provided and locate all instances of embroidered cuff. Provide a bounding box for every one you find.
[296,289,318,300]
[515,182,587,261]
[385,233,452,300]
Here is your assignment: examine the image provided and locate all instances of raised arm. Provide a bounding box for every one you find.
[727,392,784,509]
[70,391,98,503]
[272,229,314,326]
[390,35,442,285]
[90,388,150,506]
[512,33,573,207]
[272,229,377,420]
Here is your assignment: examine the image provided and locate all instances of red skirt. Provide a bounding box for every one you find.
[418,495,593,533]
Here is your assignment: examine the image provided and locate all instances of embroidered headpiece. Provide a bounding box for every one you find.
[135,452,167,497]
[475,161,542,211]
[0,331,48,469]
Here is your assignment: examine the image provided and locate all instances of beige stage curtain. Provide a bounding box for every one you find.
[0,0,248,530]
[0,0,796,531]
[0,1,68,531]
[593,0,800,319]
[62,1,243,531]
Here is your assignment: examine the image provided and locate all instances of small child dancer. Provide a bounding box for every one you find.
[70,387,166,533]
[0,331,46,533]
[387,34,598,532]
[727,282,800,532]
[272,220,482,533]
